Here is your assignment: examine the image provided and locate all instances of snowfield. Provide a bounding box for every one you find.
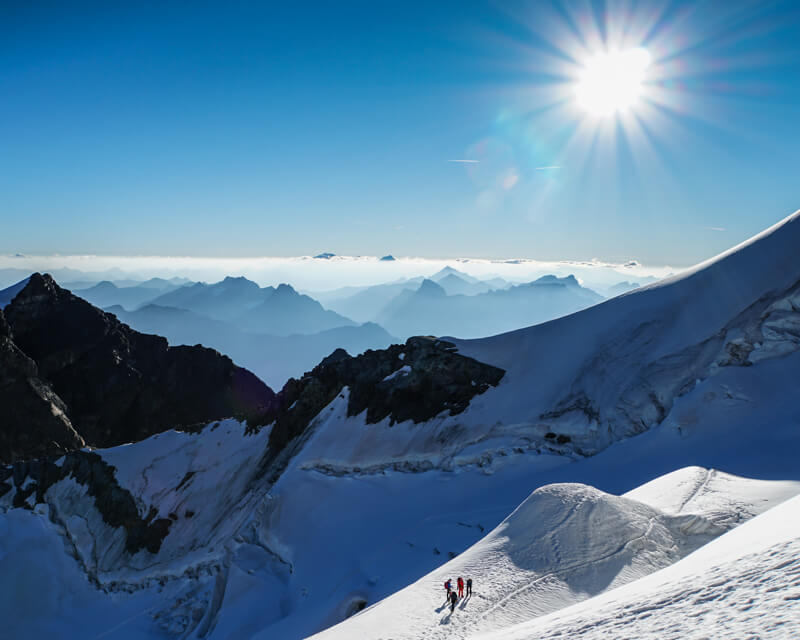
[479,492,800,640]
[1,210,800,639]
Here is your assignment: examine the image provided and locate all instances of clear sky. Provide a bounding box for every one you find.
[2,0,799,265]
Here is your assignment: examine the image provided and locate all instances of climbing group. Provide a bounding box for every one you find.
[443,576,473,613]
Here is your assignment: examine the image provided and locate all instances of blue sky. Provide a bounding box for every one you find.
[2,0,799,265]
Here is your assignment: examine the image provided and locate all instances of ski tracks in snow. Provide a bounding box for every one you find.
[677,468,716,513]
[477,515,659,629]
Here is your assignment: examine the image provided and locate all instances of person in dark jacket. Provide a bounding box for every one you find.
[449,589,458,613]
[466,577,473,596]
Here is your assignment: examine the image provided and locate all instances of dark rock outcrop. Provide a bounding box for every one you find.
[0,307,85,463]
[4,274,277,451]
[263,336,505,452]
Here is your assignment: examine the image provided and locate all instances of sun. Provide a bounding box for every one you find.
[575,47,652,117]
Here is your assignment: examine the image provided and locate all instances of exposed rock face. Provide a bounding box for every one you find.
[0,307,85,463]
[264,336,505,452]
[1,451,172,554]
[4,274,277,451]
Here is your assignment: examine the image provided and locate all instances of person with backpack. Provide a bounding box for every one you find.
[457,576,464,598]
[444,578,452,600]
[466,577,473,596]
[449,589,458,613]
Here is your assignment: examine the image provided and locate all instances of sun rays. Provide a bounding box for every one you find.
[451,0,793,223]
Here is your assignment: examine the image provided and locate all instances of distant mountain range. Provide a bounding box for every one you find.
[315,267,511,322]
[0,267,629,386]
[375,273,604,339]
[147,276,355,335]
[109,303,394,388]
[314,267,606,338]
[234,283,355,334]
[74,277,188,310]
[317,279,423,323]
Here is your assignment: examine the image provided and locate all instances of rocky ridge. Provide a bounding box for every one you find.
[1,273,278,460]
[264,336,506,453]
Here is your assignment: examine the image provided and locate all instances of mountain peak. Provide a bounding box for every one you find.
[531,274,579,287]
[221,275,259,289]
[430,266,478,284]
[417,278,446,297]
[92,280,118,291]
[16,272,67,302]
[431,266,459,278]
[24,271,57,292]
[438,272,468,285]
[274,283,298,296]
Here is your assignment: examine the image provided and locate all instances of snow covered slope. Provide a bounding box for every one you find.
[2,211,800,640]
[449,209,800,459]
[309,470,798,640]
[479,492,800,640]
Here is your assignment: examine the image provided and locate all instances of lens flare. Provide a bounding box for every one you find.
[575,48,652,117]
